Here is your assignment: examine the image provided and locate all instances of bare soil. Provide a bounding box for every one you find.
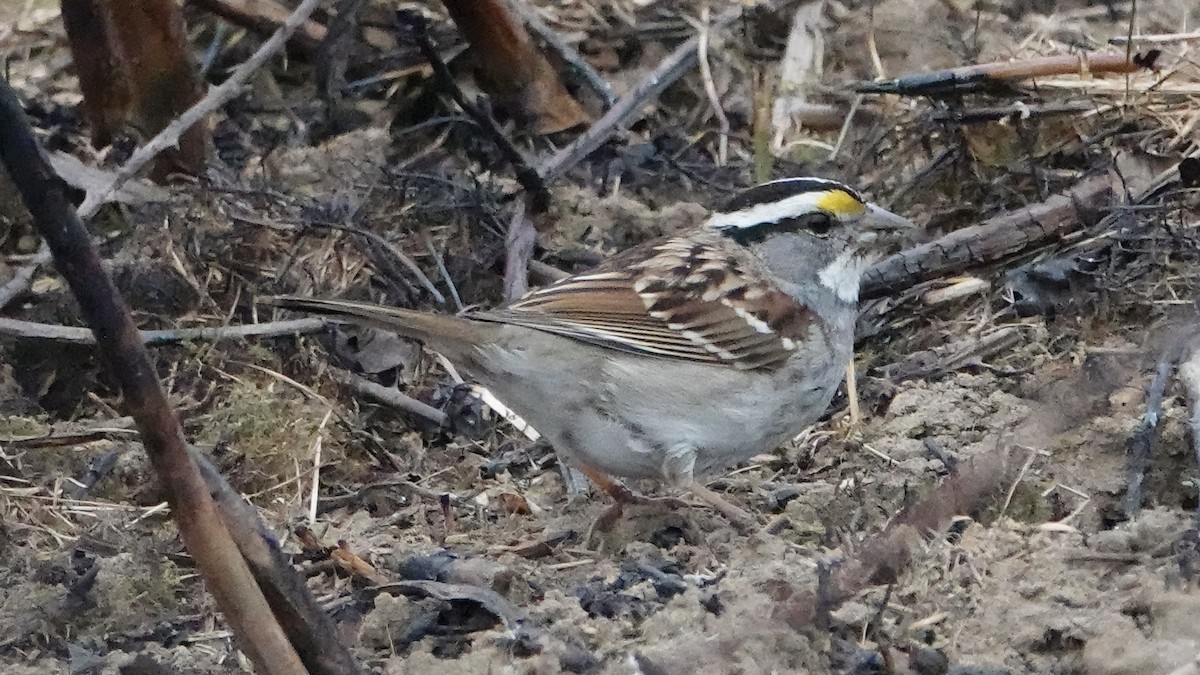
[3,0,1200,673]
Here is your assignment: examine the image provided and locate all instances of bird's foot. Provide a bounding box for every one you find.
[589,488,687,535]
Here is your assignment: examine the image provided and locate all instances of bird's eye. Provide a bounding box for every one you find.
[807,213,835,235]
[720,212,837,246]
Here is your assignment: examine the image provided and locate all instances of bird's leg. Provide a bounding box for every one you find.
[575,466,685,532]
[663,445,757,531]
[845,357,862,429]
[560,464,592,502]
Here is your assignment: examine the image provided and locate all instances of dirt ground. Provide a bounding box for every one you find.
[3,0,1200,673]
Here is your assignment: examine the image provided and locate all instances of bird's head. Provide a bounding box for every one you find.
[706,177,917,302]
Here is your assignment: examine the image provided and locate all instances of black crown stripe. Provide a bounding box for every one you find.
[721,178,862,212]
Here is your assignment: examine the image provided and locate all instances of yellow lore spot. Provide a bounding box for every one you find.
[815,190,866,217]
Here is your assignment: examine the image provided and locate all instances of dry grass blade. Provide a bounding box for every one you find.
[771,0,827,152]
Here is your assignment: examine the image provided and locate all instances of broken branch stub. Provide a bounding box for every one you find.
[439,0,589,134]
[60,0,209,179]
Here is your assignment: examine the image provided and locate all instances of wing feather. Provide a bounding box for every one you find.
[472,234,815,371]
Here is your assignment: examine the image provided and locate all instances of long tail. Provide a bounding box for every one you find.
[265,297,491,361]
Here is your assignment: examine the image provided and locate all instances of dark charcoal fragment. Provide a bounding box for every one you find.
[559,640,601,673]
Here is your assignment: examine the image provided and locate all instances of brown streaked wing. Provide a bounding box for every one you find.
[471,237,815,371]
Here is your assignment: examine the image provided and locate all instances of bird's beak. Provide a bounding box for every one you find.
[862,203,918,230]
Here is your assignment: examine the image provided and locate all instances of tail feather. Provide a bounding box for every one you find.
[265,297,490,361]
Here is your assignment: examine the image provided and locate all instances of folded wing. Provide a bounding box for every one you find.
[475,236,814,371]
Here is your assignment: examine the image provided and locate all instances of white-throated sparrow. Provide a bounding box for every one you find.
[270,178,916,526]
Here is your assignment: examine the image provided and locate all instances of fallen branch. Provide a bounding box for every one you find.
[0,77,305,675]
[191,0,328,54]
[0,316,326,345]
[1110,31,1200,45]
[369,580,529,630]
[861,173,1115,297]
[881,325,1024,382]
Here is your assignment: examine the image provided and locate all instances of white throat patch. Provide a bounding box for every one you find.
[818,250,869,303]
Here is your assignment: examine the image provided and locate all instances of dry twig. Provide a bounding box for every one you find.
[331,367,448,426]
[695,6,729,165]
[504,201,536,302]
[0,316,326,345]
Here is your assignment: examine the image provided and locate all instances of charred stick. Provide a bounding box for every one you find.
[856,51,1161,96]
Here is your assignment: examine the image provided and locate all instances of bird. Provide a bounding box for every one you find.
[268,177,916,529]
